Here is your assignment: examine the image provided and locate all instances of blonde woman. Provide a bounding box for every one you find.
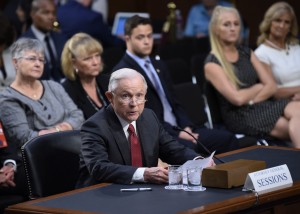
[204,6,300,148]
[61,33,109,120]
[255,2,300,100]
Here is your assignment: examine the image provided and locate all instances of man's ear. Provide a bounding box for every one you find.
[105,91,113,103]
[125,35,130,43]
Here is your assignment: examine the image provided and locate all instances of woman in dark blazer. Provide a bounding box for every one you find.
[61,33,109,120]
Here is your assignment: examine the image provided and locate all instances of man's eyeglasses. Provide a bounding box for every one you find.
[18,57,46,64]
[112,92,147,105]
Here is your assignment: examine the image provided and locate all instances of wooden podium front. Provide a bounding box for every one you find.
[202,159,266,188]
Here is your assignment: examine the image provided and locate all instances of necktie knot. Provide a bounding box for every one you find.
[128,124,135,135]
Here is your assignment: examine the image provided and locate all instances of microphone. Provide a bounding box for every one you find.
[173,126,225,163]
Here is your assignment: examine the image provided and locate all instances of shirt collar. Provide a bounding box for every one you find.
[31,25,49,41]
[115,111,137,133]
[126,50,151,69]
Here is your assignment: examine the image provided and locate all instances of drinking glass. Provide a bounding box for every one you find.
[184,166,206,191]
[165,165,182,190]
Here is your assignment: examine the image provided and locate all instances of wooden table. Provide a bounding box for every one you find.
[6,146,300,214]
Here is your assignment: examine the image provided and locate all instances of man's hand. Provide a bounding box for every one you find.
[144,167,168,184]
[0,165,16,188]
[206,159,216,167]
[178,127,199,144]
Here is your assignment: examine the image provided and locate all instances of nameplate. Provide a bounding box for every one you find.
[243,164,293,194]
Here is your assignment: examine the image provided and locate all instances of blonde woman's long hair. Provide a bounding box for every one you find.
[257,2,299,46]
[209,6,243,87]
[61,32,103,81]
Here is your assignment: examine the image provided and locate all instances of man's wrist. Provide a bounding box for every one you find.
[132,168,146,182]
[3,160,17,172]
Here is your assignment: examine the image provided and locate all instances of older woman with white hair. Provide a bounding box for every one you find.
[0,38,84,148]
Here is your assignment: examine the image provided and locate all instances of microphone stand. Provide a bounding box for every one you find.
[173,126,225,163]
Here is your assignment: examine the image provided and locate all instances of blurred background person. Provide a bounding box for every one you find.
[0,145,17,191]
[204,6,300,148]
[91,0,108,23]
[0,12,17,91]
[184,0,232,38]
[21,0,67,82]
[57,0,124,49]
[0,38,84,149]
[62,33,109,120]
[0,143,26,199]
[3,0,32,38]
[255,2,300,100]
[0,155,16,190]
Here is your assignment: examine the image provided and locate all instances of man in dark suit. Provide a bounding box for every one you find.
[0,147,17,189]
[77,68,213,187]
[0,129,27,195]
[21,0,66,81]
[0,122,16,189]
[113,15,239,155]
[57,0,124,49]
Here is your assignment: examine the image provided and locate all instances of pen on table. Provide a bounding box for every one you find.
[120,188,152,192]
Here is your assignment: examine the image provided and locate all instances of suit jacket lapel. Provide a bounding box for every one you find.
[151,58,175,106]
[136,114,155,167]
[106,105,131,165]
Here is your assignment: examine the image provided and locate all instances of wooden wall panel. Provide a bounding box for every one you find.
[108,0,300,47]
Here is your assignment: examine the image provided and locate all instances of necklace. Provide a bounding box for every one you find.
[86,85,106,111]
[265,39,290,55]
[12,82,41,100]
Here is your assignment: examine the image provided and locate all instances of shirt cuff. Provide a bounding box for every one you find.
[3,159,17,172]
[132,168,146,182]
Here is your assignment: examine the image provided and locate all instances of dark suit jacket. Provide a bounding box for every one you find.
[77,105,198,187]
[21,27,67,81]
[113,53,193,137]
[62,74,109,120]
[57,0,124,48]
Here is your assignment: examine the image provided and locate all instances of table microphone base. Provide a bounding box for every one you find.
[202,159,266,188]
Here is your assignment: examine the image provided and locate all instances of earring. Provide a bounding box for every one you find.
[75,68,78,74]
